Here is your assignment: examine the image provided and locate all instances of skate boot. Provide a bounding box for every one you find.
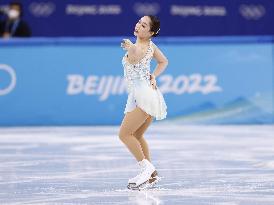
[128,174,140,187]
[127,160,146,189]
[127,159,155,190]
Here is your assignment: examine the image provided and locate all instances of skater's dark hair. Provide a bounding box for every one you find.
[148,15,160,37]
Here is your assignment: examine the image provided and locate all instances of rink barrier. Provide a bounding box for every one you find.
[0,37,273,125]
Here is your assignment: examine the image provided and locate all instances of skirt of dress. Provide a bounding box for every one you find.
[124,80,167,120]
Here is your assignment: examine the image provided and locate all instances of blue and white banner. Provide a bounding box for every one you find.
[0,0,273,36]
[0,37,273,125]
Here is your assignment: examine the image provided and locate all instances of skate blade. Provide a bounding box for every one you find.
[127,176,162,190]
[127,183,137,190]
[127,180,149,191]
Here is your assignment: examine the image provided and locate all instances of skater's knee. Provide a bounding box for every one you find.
[133,133,144,140]
[118,129,130,142]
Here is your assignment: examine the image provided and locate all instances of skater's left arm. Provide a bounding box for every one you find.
[149,43,168,89]
[151,43,168,78]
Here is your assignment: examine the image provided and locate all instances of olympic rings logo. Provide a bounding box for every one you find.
[0,64,16,96]
[239,5,265,20]
[133,3,160,16]
[29,2,56,17]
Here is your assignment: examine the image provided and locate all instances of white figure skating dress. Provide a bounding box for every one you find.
[122,40,167,120]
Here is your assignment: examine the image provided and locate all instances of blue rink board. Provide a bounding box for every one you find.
[0,37,273,125]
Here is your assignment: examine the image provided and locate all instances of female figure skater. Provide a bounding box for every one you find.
[119,15,168,190]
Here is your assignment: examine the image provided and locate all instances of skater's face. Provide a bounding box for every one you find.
[8,4,21,20]
[134,16,154,39]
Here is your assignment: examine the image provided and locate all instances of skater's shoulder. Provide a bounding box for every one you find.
[151,40,161,52]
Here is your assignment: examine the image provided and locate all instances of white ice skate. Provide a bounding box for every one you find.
[128,171,160,190]
[127,159,156,190]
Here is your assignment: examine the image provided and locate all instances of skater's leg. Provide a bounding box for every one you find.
[133,116,153,161]
[133,116,160,186]
[119,107,150,161]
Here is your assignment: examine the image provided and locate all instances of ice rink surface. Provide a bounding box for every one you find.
[0,125,273,205]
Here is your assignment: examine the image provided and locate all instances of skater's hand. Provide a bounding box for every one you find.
[121,39,133,51]
[150,74,157,90]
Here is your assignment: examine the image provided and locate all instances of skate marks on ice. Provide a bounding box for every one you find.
[0,125,274,204]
